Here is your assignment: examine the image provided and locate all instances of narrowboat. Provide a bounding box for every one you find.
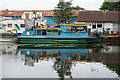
[18,23,101,44]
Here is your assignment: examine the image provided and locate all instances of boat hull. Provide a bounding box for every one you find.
[18,37,101,44]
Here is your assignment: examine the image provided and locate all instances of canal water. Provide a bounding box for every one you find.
[0,42,120,79]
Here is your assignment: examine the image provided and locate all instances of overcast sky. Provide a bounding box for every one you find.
[0,0,104,10]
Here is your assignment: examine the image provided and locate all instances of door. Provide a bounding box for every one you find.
[25,13,29,19]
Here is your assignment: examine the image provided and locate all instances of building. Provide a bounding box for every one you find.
[0,10,79,25]
[78,11,120,34]
[21,11,47,28]
[104,0,120,2]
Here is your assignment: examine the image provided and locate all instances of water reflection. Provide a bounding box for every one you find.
[18,48,88,67]
[53,60,73,79]
[1,42,120,78]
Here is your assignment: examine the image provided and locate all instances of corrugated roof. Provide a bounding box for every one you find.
[0,11,24,16]
[78,11,120,22]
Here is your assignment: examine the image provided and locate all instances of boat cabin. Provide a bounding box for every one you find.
[59,24,88,33]
[21,23,89,38]
[24,28,62,36]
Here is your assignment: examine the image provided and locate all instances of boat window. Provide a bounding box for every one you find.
[42,30,46,35]
[46,30,59,35]
[47,30,52,32]
[83,26,87,32]
[47,30,53,35]
[37,30,41,35]
[33,30,37,35]
[53,30,58,32]
[66,26,72,32]
[26,31,30,35]
[72,26,88,33]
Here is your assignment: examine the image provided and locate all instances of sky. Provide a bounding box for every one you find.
[0,0,104,10]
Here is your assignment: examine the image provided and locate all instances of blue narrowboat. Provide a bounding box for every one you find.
[18,23,101,44]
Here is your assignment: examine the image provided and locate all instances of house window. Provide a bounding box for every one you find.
[20,24,25,28]
[92,25,96,29]
[26,31,30,35]
[8,24,12,27]
[97,23,102,28]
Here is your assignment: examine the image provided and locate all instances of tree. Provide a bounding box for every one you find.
[53,60,73,79]
[52,1,77,24]
[100,1,120,11]
[71,6,85,10]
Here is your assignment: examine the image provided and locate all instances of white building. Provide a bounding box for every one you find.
[78,11,120,34]
[22,11,47,28]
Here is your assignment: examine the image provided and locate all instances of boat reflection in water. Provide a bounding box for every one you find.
[16,44,120,79]
[17,47,89,78]
[18,48,88,66]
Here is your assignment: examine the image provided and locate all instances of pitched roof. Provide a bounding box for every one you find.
[78,11,120,22]
[0,10,79,17]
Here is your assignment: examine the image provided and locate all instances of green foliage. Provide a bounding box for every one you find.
[105,63,120,75]
[100,1,120,11]
[52,1,77,24]
[71,6,85,10]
